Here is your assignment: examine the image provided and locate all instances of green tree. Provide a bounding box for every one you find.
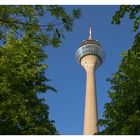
[98,5,140,135]
[0,5,81,47]
[0,5,81,134]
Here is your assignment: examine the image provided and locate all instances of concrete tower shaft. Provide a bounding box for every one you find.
[75,27,105,135]
[81,55,100,72]
[81,55,98,135]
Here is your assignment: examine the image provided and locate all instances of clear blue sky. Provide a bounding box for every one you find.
[41,5,135,135]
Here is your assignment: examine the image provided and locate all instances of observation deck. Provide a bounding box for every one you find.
[75,27,105,69]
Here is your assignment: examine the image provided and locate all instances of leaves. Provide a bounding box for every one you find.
[98,6,140,135]
[0,5,81,47]
[72,8,81,19]
[112,5,140,32]
[0,5,81,134]
[0,32,58,134]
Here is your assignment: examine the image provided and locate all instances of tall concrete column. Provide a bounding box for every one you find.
[75,27,105,135]
[81,55,98,135]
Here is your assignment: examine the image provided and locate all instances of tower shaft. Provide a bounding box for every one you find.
[81,55,98,135]
[76,27,105,135]
[84,70,98,135]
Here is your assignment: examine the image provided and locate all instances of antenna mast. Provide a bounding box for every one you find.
[89,26,93,40]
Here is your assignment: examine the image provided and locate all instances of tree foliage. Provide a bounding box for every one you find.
[98,5,140,135]
[112,5,140,32]
[0,5,81,134]
[0,5,81,47]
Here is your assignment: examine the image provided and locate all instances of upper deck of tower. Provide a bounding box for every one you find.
[80,27,101,47]
[80,39,101,47]
[75,27,105,68]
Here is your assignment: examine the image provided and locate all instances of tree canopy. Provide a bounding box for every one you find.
[0,5,81,47]
[98,5,140,135]
[0,5,81,134]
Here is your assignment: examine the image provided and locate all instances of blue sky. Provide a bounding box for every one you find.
[42,5,135,135]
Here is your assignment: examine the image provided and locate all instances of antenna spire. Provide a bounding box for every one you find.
[89,26,93,40]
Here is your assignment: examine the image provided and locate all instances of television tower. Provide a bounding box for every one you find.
[76,27,105,135]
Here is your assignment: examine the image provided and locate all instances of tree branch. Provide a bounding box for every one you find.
[0,18,63,28]
[7,24,23,38]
